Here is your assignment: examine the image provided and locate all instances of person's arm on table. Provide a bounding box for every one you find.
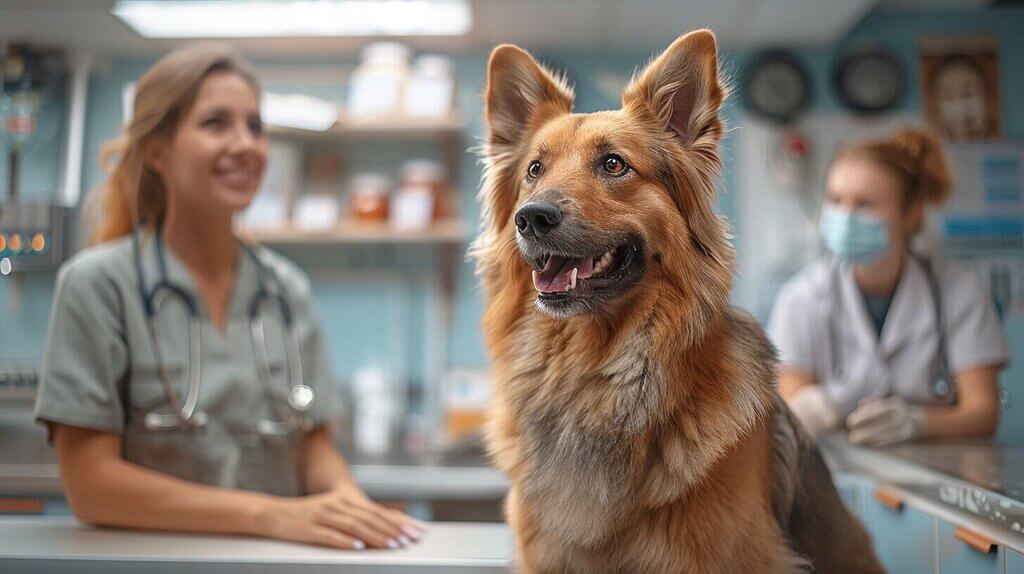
[55,424,418,550]
[301,426,426,544]
[920,365,1000,440]
[847,366,1000,445]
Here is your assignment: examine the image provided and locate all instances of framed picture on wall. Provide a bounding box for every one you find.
[919,37,1002,141]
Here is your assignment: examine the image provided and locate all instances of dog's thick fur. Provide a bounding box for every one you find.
[472,30,884,573]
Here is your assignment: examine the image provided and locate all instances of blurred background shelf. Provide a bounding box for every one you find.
[238,218,469,245]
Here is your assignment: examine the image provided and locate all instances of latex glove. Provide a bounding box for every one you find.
[846,396,926,447]
[787,385,842,439]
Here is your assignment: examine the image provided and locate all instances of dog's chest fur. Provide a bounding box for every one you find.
[505,325,666,546]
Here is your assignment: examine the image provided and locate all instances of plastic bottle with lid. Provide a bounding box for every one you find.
[404,55,455,118]
[346,42,411,120]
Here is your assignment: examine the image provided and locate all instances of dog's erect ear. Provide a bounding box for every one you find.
[622,29,725,147]
[485,45,574,151]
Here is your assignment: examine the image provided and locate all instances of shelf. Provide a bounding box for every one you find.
[238,219,470,245]
[268,114,465,140]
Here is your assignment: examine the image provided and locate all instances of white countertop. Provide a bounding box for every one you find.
[0,517,512,573]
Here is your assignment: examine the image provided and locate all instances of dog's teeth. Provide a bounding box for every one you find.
[532,270,539,289]
[594,251,614,275]
[570,267,578,290]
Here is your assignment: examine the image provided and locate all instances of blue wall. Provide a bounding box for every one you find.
[2,6,1022,433]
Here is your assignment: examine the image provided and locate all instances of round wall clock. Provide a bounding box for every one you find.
[742,51,811,124]
[834,47,905,113]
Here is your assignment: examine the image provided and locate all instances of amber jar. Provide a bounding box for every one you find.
[397,160,450,221]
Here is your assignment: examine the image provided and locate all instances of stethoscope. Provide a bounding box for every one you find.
[828,252,1012,408]
[828,253,952,403]
[131,228,315,435]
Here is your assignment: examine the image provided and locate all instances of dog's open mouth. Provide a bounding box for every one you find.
[529,242,639,302]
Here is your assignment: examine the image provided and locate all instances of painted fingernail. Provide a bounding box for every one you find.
[387,538,400,549]
[352,540,366,550]
[398,535,411,546]
[402,525,423,539]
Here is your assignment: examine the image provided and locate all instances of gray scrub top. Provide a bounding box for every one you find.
[34,233,339,497]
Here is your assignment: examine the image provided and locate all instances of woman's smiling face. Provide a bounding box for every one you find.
[148,70,268,218]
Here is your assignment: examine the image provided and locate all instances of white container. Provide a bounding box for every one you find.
[238,141,301,231]
[346,42,411,120]
[389,186,433,231]
[293,194,341,231]
[352,364,397,457]
[259,140,303,198]
[403,55,455,118]
[237,194,288,231]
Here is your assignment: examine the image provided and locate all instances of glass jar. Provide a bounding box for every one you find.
[398,159,450,221]
[348,173,391,223]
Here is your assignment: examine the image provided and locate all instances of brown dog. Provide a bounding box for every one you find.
[472,30,884,573]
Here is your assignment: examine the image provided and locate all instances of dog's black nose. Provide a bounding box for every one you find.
[515,201,563,238]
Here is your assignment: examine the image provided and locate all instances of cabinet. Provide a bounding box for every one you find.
[1007,549,1024,574]
[936,519,1004,574]
[861,486,935,574]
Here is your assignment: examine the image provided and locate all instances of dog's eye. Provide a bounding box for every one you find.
[527,160,543,179]
[602,155,628,176]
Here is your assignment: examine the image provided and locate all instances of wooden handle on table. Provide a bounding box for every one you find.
[954,527,997,554]
[872,486,904,511]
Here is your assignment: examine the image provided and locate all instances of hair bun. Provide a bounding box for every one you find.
[889,127,952,205]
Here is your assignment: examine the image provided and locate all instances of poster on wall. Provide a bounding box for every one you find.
[943,141,1024,241]
[919,37,1002,141]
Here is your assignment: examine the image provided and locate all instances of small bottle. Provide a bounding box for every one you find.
[348,174,391,223]
[390,160,450,230]
[346,42,411,121]
[352,364,397,457]
[403,55,455,118]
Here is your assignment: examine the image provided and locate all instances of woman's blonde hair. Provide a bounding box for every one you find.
[90,43,259,244]
[835,126,953,209]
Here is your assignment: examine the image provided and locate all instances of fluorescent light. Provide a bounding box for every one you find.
[112,0,472,38]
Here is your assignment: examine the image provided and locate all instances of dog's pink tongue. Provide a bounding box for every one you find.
[533,256,594,293]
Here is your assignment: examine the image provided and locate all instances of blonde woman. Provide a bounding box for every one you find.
[34,44,423,549]
[769,128,1008,446]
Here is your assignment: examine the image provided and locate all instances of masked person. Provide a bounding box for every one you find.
[768,127,1008,446]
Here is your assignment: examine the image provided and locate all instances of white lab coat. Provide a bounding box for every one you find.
[768,256,1009,418]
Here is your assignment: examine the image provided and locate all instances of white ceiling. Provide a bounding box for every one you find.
[0,0,885,58]
[0,0,985,59]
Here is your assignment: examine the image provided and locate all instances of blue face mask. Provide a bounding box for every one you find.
[818,207,889,264]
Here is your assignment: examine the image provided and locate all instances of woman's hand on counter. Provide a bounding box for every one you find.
[256,486,426,551]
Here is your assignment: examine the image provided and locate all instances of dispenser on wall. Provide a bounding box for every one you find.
[1,43,76,278]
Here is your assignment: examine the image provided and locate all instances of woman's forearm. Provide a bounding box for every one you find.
[922,403,998,440]
[922,366,1001,440]
[302,426,360,494]
[55,424,276,536]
